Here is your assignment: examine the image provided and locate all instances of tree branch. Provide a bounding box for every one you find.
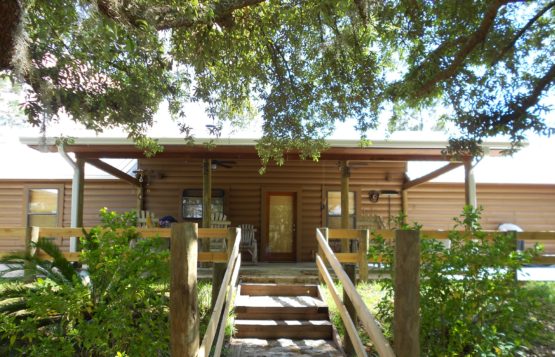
[475,62,555,134]
[492,0,555,65]
[415,0,516,97]
[96,0,267,30]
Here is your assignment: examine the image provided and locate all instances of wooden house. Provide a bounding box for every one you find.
[1,137,554,261]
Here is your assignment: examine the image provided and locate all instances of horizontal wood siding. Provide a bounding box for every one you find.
[140,159,406,261]
[407,183,555,254]
[0,180,137,253]
[0,182,24,227]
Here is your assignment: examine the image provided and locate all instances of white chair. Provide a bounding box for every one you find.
[137,210,157,228]
[209,212,231,251]
[238,224,257,264]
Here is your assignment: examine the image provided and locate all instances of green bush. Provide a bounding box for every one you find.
[369,206,549,356]
[0,209,170,356]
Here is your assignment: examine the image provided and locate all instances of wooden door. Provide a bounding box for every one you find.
[264,192,296,261]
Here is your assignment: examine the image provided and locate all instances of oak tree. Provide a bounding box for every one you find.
[1,0,553,161]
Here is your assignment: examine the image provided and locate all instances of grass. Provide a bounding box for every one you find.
[320,280,386,354]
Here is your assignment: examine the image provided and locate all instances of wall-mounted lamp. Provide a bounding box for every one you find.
[368,190,380,203]
[380,190,400,229]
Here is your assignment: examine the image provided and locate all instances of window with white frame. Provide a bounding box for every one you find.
[327,191,355,228]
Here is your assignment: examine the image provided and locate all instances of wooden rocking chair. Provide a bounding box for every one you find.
[238,224,257,264]
[209,212,231,251]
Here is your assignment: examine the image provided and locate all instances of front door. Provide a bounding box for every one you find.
[264,192,296,261]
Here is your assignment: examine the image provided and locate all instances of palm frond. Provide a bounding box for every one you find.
[0,298,27,316]
[33,239,78,282]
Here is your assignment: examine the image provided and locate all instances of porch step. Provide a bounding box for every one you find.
[233,283,334,341]
[234,319,333,339]
[235,295,329,320]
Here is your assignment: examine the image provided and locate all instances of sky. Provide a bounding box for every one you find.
[0,81,555,184]
[1,93,555,183]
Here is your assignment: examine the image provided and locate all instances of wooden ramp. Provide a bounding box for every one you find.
[230,283,344,356]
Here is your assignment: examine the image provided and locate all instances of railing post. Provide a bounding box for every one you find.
[25,226,40,256]
[317,228,329,284]
[170,222,199,357]
[394,229,420,357]
[212,227,237,312]
[358,229,369,283]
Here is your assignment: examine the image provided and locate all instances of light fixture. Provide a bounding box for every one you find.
[368,190,380,203]
[380,190,400,229]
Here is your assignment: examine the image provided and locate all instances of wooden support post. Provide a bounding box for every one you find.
[464,158,477,208]
[394,230,420,357]
[358,230,369,283]
[401,189,408,225]
[201,159,212,256]
[202,159,212,228]
[317,228,329,284]
[137,183,145,212]
[170,223,199,357]
[25,226,40,256]
[343,263,358,357]
[70,158,85,252]
[341,161,350,252]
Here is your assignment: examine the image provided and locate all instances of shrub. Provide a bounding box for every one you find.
[0,209,170,356]
[369,206,547,356]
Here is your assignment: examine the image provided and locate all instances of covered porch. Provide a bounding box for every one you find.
[21,137,509,262]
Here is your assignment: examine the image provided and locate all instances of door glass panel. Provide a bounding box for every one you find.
[268,195,294,253]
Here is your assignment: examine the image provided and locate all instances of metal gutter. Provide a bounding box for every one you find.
[21,136,516,151]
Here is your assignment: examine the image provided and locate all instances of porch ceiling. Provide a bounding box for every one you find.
[20,137,511,162]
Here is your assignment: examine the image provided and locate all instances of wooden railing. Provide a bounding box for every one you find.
[369,230,555,265]
[197,227,241,357]
[0,226,235,263]
[168,223,241,357]
[316,228,395,357]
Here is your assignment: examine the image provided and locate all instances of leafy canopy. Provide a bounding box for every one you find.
[3,0,554,161]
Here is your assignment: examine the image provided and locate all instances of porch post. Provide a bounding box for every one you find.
[202,159,212,228]
[340,161,350,252]
[70,158,85,252]
[401,189,408,224]
[464,158,477,207]
[170,222,199,357]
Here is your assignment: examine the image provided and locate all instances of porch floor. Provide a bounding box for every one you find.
[199,262,321,284]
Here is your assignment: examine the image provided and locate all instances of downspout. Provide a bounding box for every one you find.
[57,144,82,253]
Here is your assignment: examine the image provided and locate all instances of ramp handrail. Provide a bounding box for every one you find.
[316,228,395,357]
[197,227,241,357]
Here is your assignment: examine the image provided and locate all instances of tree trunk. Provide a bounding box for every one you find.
[0,0,21,70]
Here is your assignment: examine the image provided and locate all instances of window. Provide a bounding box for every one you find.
[182,189,224,219]
[327,191,355,228]
[25,187,62,227]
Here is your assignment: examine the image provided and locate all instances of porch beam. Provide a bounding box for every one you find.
[85,158,140,187]
[402,162,463,191]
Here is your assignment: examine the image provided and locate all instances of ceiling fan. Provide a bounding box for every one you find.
[211,160,236,169]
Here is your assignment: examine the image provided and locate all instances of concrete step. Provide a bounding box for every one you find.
[234,319,334,339]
